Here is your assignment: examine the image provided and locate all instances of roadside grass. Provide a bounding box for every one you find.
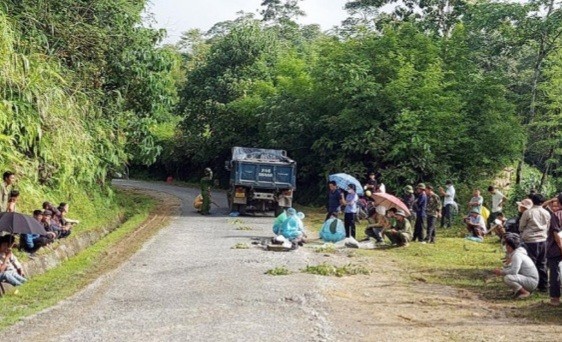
[265,266,291,276]
[0,190,157,331]
[302,263,371,277]
[302,206,560,323]
[232,243,250,249]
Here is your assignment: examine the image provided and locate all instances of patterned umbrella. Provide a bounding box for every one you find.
[328,173,364,196]
[371,192,411,217]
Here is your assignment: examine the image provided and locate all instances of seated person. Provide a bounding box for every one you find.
[488,212,507,241]
[20,210,56,254]
[43,201,62,226]
[464,208,487,241]
[364,206,389,243]
[57,202,79,226]
[43,210,71,239]
[0,235,27,286]
[492,233,538,299]
[384,209,412,247]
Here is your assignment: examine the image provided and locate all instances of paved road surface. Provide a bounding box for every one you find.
[1,180,339,342]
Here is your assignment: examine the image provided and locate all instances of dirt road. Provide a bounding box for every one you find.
[1,180,560,341]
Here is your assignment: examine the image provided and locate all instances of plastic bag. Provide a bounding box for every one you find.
[481,206,490,221]
[278,209,302,240]
[319,218,345,243]
[273,211,288,235]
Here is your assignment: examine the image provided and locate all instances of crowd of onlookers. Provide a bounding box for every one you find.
[0,171,79,290]
[327,172,562,306]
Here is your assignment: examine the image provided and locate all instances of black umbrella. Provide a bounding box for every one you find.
[0,212,47,235]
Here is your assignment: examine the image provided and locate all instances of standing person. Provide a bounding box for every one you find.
[200,168,213,215]
[543,194,562,306]
[519,193,550,292]
[364,172,377,193]
[439,180,455,228]
[326,181,343,220]
[425,185,442,243]
[343,184,359,239]
[468,189,484,214]
[413,183,427,242]
[492,233,538,299]
[488,186,507,227]
[374,172,386,193]
[512,199,533,234]
[402,185,416,226]
[0,171,15,212]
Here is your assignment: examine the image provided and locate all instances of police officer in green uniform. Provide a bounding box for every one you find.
[200,168,213,215]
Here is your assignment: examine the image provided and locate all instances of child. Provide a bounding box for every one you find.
[6,190,19,212]
[0,235,27,286]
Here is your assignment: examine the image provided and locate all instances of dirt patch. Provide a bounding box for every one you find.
[324,254,562,341]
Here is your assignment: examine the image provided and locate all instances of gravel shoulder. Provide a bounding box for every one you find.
[1,180,560,341]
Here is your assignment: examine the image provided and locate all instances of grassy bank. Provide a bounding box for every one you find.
[303,207,560,323]
[0,189,160,330]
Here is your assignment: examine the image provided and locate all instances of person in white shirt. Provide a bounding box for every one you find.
[439,180,455,228]
[488,185,507,227]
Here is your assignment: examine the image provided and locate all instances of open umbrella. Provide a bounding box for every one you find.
[328,173,364,196]
[371,192,411,217]
[0,212,47,235]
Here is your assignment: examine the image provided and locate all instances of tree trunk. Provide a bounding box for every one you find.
[539,146,555,192]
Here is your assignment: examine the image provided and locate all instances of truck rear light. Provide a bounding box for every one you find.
[235,187,246,198]
[282,190,293,196]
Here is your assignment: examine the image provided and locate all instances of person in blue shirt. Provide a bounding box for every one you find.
[413,183,427,242]
[343,184,359,238]
[326,181,343,220]
[20,210,55,254]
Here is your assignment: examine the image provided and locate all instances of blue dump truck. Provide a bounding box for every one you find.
[225,147,296,216]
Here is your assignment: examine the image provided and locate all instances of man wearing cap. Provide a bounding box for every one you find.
[200,168,213,215]
[519,193,550,292]
[425,185,442,243]
[464,208,487,241]
[439,180,455,228]
[512,198,533,235]
[384,210,412,247]
[401,185,415,214]
[413,183,427,242]
[493,233,538,299]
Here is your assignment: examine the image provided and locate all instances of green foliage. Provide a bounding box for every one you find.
[159,1,561,204]
[0,1,179,201]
